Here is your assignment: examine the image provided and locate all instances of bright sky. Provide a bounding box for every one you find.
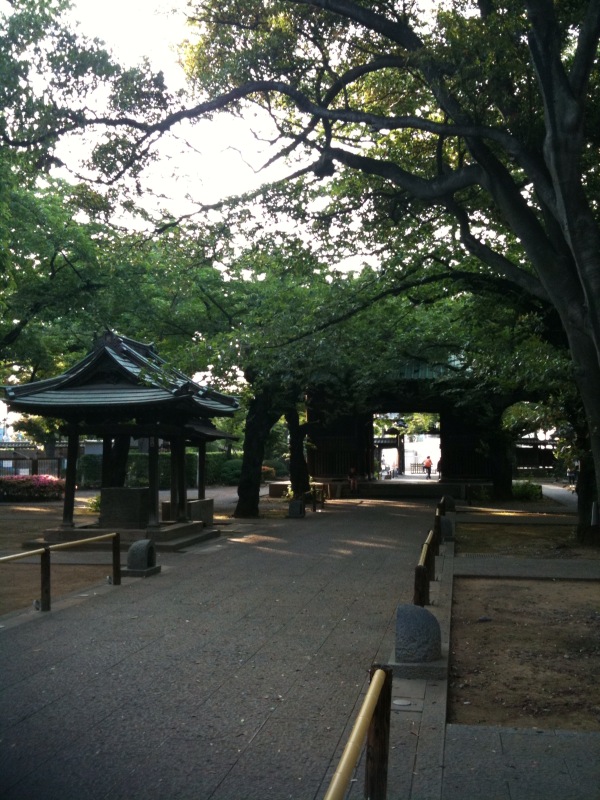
[71,0,188,80]
[68,0,282,212]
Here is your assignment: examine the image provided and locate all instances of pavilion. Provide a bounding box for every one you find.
[2,332,239,546]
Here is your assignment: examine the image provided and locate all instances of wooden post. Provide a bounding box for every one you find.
[364,665,393,800]
[413,564,429,606]
[425,535,436,582]
[40,547,51,611]
[197,439,206,500]
[61,427,79,528]
[169,438,178,521]
[433,509,441,554]
[112,533,121,586]
[147,435,160,528]
[175,436,188,522]
[101,436,112,488]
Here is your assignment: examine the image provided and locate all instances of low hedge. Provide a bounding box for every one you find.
[263,458,289,478]
[205,452,229,485]
[220,458,243,485]
[77,453,198,489]
[76,452,279,489]
[512,480,543,501]
[0,474,65,501]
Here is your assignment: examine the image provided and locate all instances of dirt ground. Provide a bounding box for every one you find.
[0,493,290,615]
[0,499,107,615]
[450,513,600,731]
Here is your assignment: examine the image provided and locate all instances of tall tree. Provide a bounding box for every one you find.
[4,1,599,524]
[155,0,600,511]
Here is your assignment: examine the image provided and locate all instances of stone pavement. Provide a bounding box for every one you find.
[0,494,435,799]
[1,485,599,799]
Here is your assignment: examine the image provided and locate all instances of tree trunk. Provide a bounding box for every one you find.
[576,449,598,543]
[564,327,600,544]
[489,435,514,502]
[234,390,281,518]
[285,407,311,497]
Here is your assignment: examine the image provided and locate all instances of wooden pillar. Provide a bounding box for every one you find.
[398,435,405,474]
[62,426,79,528]
[169,439,178,522]
[197,439,206,500]
[101,436,112,487]
[147,435,160,528]
[176,436,188,522]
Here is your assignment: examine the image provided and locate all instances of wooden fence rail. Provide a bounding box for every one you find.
[323,665,393,800]
[0,533,121,611]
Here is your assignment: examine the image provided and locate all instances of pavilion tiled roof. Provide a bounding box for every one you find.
[2,332,239,425]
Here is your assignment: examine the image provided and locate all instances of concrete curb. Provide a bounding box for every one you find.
[387,536,454,799]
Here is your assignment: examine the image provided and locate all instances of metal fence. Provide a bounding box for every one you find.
[0,457,63,477]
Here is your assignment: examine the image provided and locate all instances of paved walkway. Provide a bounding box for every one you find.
[0,495,435,799]
[0,484,599,799]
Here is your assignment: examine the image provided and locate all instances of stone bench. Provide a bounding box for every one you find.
[161,498,213,526]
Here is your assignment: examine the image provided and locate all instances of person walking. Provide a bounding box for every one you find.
[423,456,433,479]
[347,466,359,495]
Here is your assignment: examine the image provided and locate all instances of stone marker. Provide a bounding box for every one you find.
[121,539,161,577]
[395,604,441,663]
[287,499,305,518]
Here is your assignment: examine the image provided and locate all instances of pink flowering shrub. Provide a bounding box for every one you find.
[261,465,276,481]
[0,475,65,501]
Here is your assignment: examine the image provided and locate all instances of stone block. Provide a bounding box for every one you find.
[440,515,454,541]
[395,604,442,663]
[161,498,213,525]
[287,499,305,518]
[122,538,161,577]
[100,487,149,529]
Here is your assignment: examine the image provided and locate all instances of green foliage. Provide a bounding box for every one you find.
[264,421,289,461]
[87,494,101,512]
[173,0,600,509]
[263,458,288,478]
[2,0,599,514]
[78,455,103,488]
[77,453,198,489]
[205,452,229,484]
[404,414,440,439]
[220,458,244,485]
[12,415,62,449]
[512,481,543,502]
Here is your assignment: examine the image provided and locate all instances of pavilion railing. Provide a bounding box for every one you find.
[0,533,121,611]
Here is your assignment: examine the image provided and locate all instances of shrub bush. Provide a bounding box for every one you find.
[512,480,543,501]
[263,458,288,478]
[220,458,243,485]
[0,475,65,501]
[261,465,276,482]
[205,452,229,485]
[77,452,199,489]
[78,454,102,488]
